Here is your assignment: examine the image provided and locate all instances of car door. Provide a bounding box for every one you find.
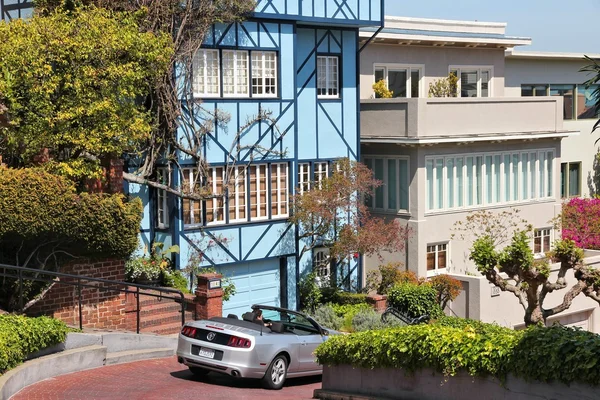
[290,314,326,372]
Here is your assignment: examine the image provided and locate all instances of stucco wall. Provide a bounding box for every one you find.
[360,44,506,99]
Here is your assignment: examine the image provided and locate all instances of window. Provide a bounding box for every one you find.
[561,162,581,198]
[252,51,277,97]
[450,67,492,98]
[193,49,277,98]
[222,50,248,97]
[298,163,310,194]
[522,83,599,120]
[206,167,225,225]
[182,168,202,226]
[534,228,551,255]
[426,149,554,212]
[270,163,288,217]
[192,49,220,97]
[364,156,409,212]
[250,164,268,220]
[550,84,576,120]
[521,84,549,97]
[374,64,422,98]
[314,162,329,188]
[577,84,599,119]
[228,166,246,222]
[317,56,339,98]
[156,168,169,229]
[313,247,331,283]
[427,243,447,274]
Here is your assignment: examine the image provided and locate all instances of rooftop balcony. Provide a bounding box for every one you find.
[360,97,573,144]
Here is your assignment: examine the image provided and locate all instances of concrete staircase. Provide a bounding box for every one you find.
[0,332,179,400]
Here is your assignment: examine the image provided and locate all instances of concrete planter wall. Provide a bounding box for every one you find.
[316,364,598,400]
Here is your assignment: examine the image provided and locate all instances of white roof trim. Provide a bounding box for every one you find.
[359,31,531,47]
[506,50,600,60]
[362,131,579,145]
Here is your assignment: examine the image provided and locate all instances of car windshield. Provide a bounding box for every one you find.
[258,308,319,334]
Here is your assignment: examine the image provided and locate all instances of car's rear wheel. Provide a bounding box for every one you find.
[189,366,210,377]
[262,354,287,390]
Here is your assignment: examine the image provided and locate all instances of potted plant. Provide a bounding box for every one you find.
[125,242,179,286]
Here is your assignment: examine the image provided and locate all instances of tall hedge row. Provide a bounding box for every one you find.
[315,319,600,386]
[0,167,142,259]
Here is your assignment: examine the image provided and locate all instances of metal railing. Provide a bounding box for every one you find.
[0,263,186,333]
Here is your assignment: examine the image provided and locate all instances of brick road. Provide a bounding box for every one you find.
[12,356,321,400]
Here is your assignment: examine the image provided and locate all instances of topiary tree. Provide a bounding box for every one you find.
[455,209,600,326]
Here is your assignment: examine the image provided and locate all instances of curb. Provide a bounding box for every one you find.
[1,331,178,400]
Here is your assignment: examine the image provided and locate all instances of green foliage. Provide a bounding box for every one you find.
[0,314,69,374]
[199,267,236,302]
[0,6,171,179]
[299,271,322,312]
[510,325,600,386]
[0,167,142,260]
[333,291,368,305]
[435,316,514,336]
[332,303,371,331]
[470,236,499,274]
[315,322,520,378]
[499,231,535,275]
[351,308,385,332]
[372,79,393,98]
[162,270,191,294]
[387,282,443,319]
[125,242,179,283]
[364,263,418,295]
[550,239,584,266]
[311,304,343,331]
[428,73,458,98]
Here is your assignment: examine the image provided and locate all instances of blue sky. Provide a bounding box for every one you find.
[385,0,599,53]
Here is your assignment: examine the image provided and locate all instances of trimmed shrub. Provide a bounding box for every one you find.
[435,316,513,335]
[332,303,371,331]
[333,291,368,305]
[0,314,69,374]
[311,304,343,331]
[351,308,385,332]
[387,282,443,319]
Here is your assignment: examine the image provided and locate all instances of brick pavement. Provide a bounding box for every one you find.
[11,356,320,400]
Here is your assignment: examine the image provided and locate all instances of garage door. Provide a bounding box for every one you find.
[218,259,281,317]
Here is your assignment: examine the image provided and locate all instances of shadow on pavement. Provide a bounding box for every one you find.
[170,369,322,389]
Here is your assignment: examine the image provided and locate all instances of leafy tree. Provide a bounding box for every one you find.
[454,209,600,326]
[290,158,410,287]
[0,7,171,180]
[580,56,600,138]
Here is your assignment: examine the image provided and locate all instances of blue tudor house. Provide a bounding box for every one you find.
[1,0,384,316]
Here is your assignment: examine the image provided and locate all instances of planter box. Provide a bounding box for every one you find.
[316,364,597,400]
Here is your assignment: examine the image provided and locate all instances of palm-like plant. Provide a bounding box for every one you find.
[580,56,600,141]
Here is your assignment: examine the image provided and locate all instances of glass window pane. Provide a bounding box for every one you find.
[388,70,407,98]
[447,158,455,208]
[534,85,548,96]
[475,156,483,205]
[466,157,474,206]
[456,157,464,207]
[550,84,575,120]
[410,70,420,98]
[522,153,529,200]
[426,159,434,210]
[569,163,580,196]
[375,159,384,209]
[481,70,489,97]
[399,159,409,210]
[374,68,385,98]
[512,154,519,201]
[546,151,553,197]
[521,85,533,97]
[577,84,599,119]
[539,152,546,198]
[461,71,478,97]
[387,159,397,210]
[494,155,501,203]
[485,156,493,204]
[530,153,537,199]
[435,159,444,209]
[427,251,435,271]
[437,248,446,269]
[503,154,511,202]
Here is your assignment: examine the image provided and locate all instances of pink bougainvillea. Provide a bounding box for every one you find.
[562,197,600,250]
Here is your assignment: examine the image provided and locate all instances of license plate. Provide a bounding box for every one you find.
[198,347,215,359]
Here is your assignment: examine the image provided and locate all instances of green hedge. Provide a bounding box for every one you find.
[315,321,600,386]
[0,167,142,258]
[387,282,443,319]
[0,314,70,374]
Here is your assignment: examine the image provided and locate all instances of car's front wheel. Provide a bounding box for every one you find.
[262,354,287,390]
[189,366,210,378]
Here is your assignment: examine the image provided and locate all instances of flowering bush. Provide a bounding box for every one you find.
[562,197,600,249]
[125,242,179,284]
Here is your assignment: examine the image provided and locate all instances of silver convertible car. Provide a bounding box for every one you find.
[176,304,337,389]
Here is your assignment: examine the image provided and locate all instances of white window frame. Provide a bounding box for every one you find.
[298,163,310,194]
[250,164,269,221]
[314,162,329,189]
[206,167,226,226]
[251,51,278,98]
[449,65,493,98]
[222,50,249,97]
[313,247,331,284]
[228,166,247,223]
[364,155,410,213]
[270,162,289,218]
[426,149,554,213]
[373,63,424,98]
[182,168,202,227]
[317,55,339,99]
[561,161,581,198]
[426,243,448,277]
[533,228,552,258]
[156,168,169,229]
[193,49,220,98]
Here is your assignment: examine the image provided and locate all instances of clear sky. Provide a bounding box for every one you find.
[385,0,599,53]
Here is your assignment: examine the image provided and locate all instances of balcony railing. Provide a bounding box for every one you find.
[360,97,569,142]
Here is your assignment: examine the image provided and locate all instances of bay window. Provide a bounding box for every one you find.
[364,156,409,212]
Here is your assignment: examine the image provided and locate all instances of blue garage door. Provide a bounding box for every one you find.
[218,259,280,317]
